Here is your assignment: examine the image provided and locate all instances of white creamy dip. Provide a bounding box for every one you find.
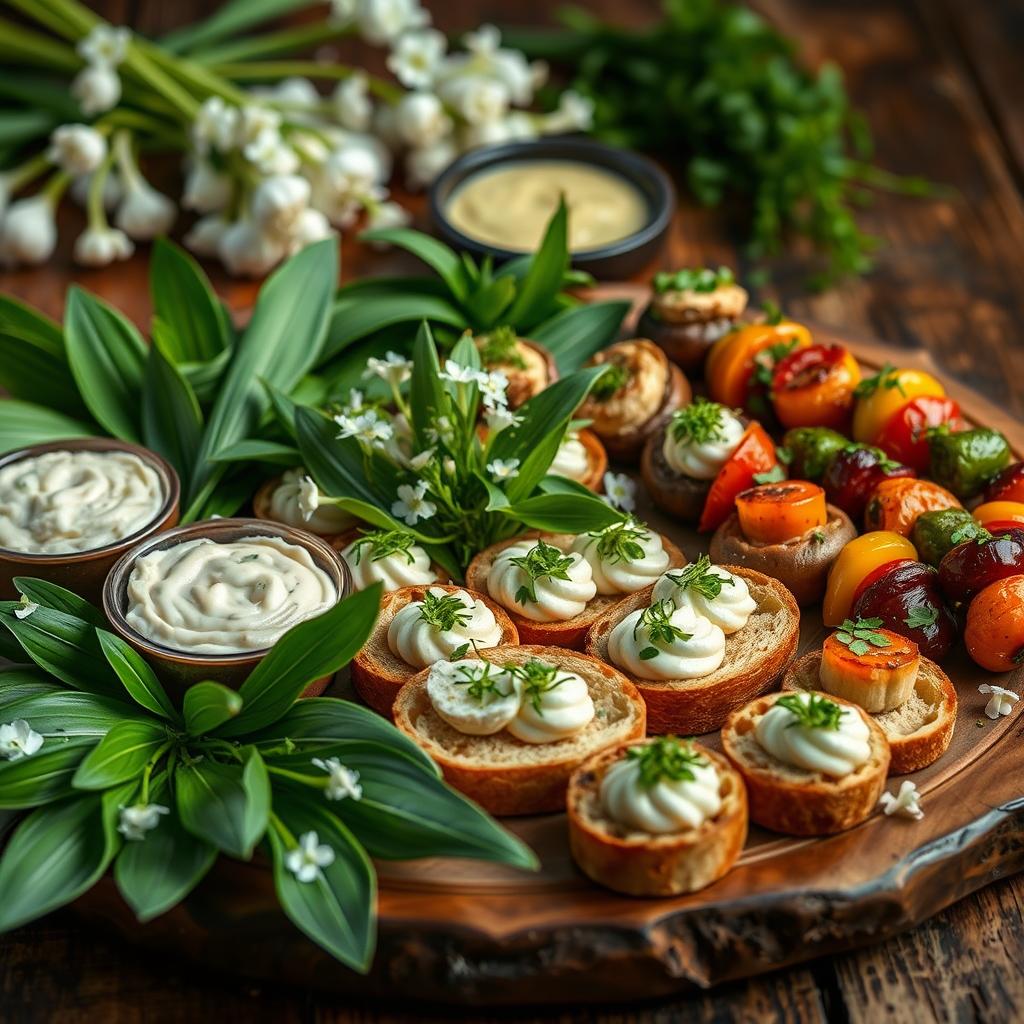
[571,522,670,596]
[125,534,337,655]
[0,449,164,555]
[608,601,725,681]
[652,564,756,634]
[426,659,522,736]
[340,534,437,592]
[662,405,745,480]
[505,664,595,743]
[387,587,503,668]
[265,467,355,535]
[550,433,590,483]
[488,540,597,622]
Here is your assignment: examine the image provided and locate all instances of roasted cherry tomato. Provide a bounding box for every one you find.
[874,395,964,473]
[823,445,916,521]
[699,422,779,533]
[985,462,1024,504]
[852,365,945,444]
[851,558,916,606]
[735,480,827,545]
[974,501,1024,531]
[823,530,918,626]
[770,344,861,430]
[911,508,985,566]
[938,530,1024,605]
[863,477,961,537]
[928,426,1011,500]
[853,561,958,661]
[706,318,812,413]
[965,574,1024,672]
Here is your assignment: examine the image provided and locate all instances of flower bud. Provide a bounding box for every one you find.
[285,208,334,254]
[0,196,57,266]
[395,92,451,148]
[70,64,121,116]
[217,218,286,277]
[182,160,231,213]
[251,174,310,236]
[438,75,509,126]
[183,214,229,256]
[405,139,456,189]
[114,182,176,240]
[48,124,107,176]
[73,226,133,267]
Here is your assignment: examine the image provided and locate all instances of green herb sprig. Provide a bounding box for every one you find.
[653,266,735,294]
[853,362,908,399]
[507,660,572,714]
[351,529,417,565]
[590,517,650,565]
[418,591,473,632]
[509,540,576,606]
[834,617,891,656]
[661,554,733,601]
[634,600,692,660]
[476,326,527,370]
[669,397,726,446]
[904,606,938,630]
[591,360,631,400]
[626,736,708,787]
[454,661,514,703]
[776,693,843,731]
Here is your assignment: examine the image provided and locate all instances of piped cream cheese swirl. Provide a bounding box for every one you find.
[601,755,722,834]
[608,602,725,681]
[652,563,756,634]
[755,694,871,778]
[265,468,354,535]
[549,433,590,482]
[487,540,596,622]
[571,523,671,595]
[340,535,437,592]
[125,535,337,655]
[662,405,744,480]
[0,449,163,555]
[387,587,503,668]
[505,665,595,743]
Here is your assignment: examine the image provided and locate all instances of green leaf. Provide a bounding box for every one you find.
[183,681,243,735]
[177,346,233,406]
[0,689,138,738]
[504,199,569,330]
[407,321,446,448]
[461,274,517,330]
[0,399,94,452]
[142,343,204,487]
[0,792,120,932]
[175,747,269,859]
[182,469,254,523]
[332,498,437,544]
[267,789,376,972]
[502,492,624,534]
[96,629,179,722]
[0,669,64,711]
[210,439,300,465]
[532,300,631,372]
[149,238,229,362]
[357,228,467,302]
[64,286,147,443]
[163,0,312,54]
[219,585,383,737]
[72,719,168,791]
[0,737,98,809]
[12,577,106,627]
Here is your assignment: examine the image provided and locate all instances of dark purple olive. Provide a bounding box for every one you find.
[938,529,1024,604]
[823,446,915,521]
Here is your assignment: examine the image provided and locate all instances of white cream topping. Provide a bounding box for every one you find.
[600,755,722,834]
[652,564,756,634]
[755,694,871,778]
[487,540,597,622]
[425,659,522,735]
[341,536,437,592]
[662,407,745,480]
[387,587,503,668]
[125,534,337,655]
[265,467,355,535]
[0,449,164,555]
[608,602,725,681]
[549,433,590,482]
[505,666,595,744]
[571,523,671,596]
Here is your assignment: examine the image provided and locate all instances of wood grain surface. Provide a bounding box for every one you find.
[2,0,1024,1021]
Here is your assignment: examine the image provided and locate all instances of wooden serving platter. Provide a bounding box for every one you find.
[70,325,1024,1005]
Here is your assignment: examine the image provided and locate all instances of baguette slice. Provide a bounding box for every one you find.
[585,566,799,735]
[568,740,748,896]
[721,691,891,836]
[392,645,647,816]
[782,650,956,775]
[351,584,519,718]
[466,531,687,650]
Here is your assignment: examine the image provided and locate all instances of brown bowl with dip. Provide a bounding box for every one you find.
[0,437,181,604]
[429,138,675,279]
[102,518,351,698]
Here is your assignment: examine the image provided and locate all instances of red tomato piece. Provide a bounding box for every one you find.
[875,396,964,472]
[699,422,779,532]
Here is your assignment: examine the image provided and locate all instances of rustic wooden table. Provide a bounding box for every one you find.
[2,0,1024,1021]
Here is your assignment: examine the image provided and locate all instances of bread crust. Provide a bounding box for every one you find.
[567,741,748,896]
[466,531,687,650]
[782,650,956,775]
[392,645,647,816]
[576,428,609,493]
[640,422,713,523]
[584,566,800,735]
[351,584,519,718]
[721,690,891,836]
[251,476,349,546]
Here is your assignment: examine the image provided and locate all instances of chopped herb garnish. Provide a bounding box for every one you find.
[776,693,843,731]
[753,464,787,485]
[509,539,576,606]
[853,362,907,399]
[904,605,939,630]
[418,590,473,632]
[589,517,649,565]
[633,599,692,656]
[950,521,991,546]
[238,553,260,562]
[453,661,513,703]
[449,642,471,660]
[661,554,733,600]
[476,326,526,370]
[834,616,891,657]
[752,338,800,388]
[625,736,707,787]
[591,360,630,400]
[776,445,793,465]
[653,266,734,295]
[507,659,572,714]
[811,530,827,544]
[351,528,417,565]
[669,397,727,446]
[761,300,783,326]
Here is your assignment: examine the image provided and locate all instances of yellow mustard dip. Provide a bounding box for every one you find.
[446,161,649,252]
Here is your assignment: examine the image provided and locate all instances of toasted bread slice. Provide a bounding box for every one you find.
[392,645,647,816]
[721,691,891,836]
[575,428,609,493]
[567,741,748,896]
[585,566,799,735]
[350,584,519,718]
[466,531,687,650]
[782,650,956,775]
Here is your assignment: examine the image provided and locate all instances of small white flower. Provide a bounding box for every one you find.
[395,91,452,148]
[0,720,43,761]
[115,181,176,240]
[387,30,446,89]
[438,75,509,126]
[343,388,366,414]
[71,64,121,116]
[217,217,286,276]
[391,480,436,526]
[284,208,334,254]
[879,780,924,821]
[244,128,300,176]
[182,160,232,213]
[366,200,411,242]
[266,77,319,108]
[0,196,57,266]
[192,96,240,155]
[463,23,501,56]
[312,757,363,801]
[365,350,413,387]
[979,684,1020,719]
[439,359,480,385]
[477,369,510,410]
[407,448,435,471]
[442,456,457,476]
[236,105,283,147]
[405,138,457,189]
[251,174,310,236]
[542,89,595,133]
[48,124,107,176]
[316,146,386,226]
[461,112,537,150]
[485,406,522,433]
[77,25,130,67]
[603,472,637,512]
[184,214,229,256]
[488,458,520,481]
[297,475,320,521]
[13,597,39,620]
[73,225,133,267]
[336,408,394,448]
[356,0,430,46]
[333,73,372,131]
[117,802,170,841]
[285,830,336,882]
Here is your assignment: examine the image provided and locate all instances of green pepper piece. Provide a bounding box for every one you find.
[927,427,1011,499]
[782,427,849,480]
[912,508,983,566]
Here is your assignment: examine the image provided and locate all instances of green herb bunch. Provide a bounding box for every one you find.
[669,398,727,446]
[508,660,572,714]
[653,266,734,294]
[634,600,692,661]
[0,579,534,971]
[776,693,843,731]
[509,539,577,606]
[834,617,891,657]
[661,554,732,600]
[590,517,650,565]
[626,736,707,787]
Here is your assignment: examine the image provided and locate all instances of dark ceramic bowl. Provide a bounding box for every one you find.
[102,518,352,697]
[0,438,181,604]
[429,137,675,279]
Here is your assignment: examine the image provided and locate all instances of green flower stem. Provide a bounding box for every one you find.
[139,741,173,804]
[123,40,201,118]
[100,108,184,149]
[266,765,327,789]
[40,168,70,204]
[214,60,403,103]
[140,41,250,107]
[269,811,299,849]
[7,153,51,192]
[111,129,143,191]
[85,145,116,230]
[1,0,85,44]
[190,22,356,66]
[0,16,80,72]
[31,0,96,37]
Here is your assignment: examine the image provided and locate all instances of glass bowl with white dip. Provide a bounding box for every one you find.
[102,518,351,695]
[0,438,181,603]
